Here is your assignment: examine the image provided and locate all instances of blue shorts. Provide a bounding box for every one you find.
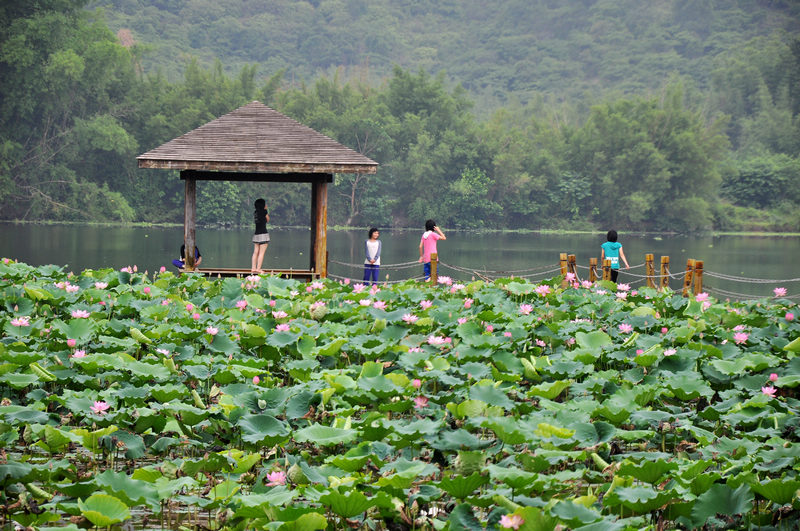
[423,262,431,280]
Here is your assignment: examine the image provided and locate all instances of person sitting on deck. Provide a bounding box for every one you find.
[172,244,202,270]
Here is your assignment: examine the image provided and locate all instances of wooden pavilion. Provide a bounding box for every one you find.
[137,101,378,280]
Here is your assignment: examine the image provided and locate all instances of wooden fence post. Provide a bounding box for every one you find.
[645,253,655,288]
[602,259,611,281]
[559,253,568,288]
[431,252,438,284]
[589,258,597,283]
[568,254,577,281]
[693,260,704,295]
[660,256,670,291]
[682,259,695,297]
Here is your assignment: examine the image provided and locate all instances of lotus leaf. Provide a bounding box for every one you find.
[238,414,290,446]
[77,493,131,527]
[294,424,357,446]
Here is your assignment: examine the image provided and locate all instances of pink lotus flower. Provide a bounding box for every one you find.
[636,349,644,356]
[10,316,30,327]
[373,300,387,310]
[206,326,218,336]
[519,304,533,315]
[661,327,668,334]
[370,285,380,295]
[343,278,350,285]
[159,266,166,273]
[236,300,248,310]
[581,280,593,288]
[787,312,795,321]
[762,386,777,398]
[352,283,366,294]
[420,300,433,310]
[427,335,446,346]
[565,272,576,282]
[94,282,107,289]
[156,348,170,356]
[535,339,546,347]
[269,300,276,307]
[411,379,422,389]
[457,317,467,325]
[734,332,748,345]
[504,331,512,338]
[413,396,429,409]
[774,287,787,298]
[450,283,466,293]
[663,348,676,357]
[67,339,77,348]
[143,286,151,295]
[91,401,110,415]
[408,347,422,353]
[595,289,608,295]
[311,281,325,290]
[71,310,90,318]
[499,514,524,529]
[290,290,299,298]
[534,285,551,296]
[192,313,201,320]
[266,470,286,486]
[618,323,633,334]
[463,298,473,309]
[305,286,313,293]
[702,301,712,311]
[616,291,628,300]
[275,323,291,332]
[402,314,418,324]
[161,299,169,305]
[770,373,779,382]
[437,276,453,286]
[72,350,86,358]
[272,310,288,319]
[359,299,372,306]
[65,284,79,293]
[695,292,709,302]
[486,324,494,333]
[186,303,194,312]
[253,376,260,385]
[617,283,631,292]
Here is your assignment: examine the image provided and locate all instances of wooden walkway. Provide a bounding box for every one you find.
[180,268,318,282]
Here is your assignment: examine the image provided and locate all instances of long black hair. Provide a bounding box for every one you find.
[368,227,379,239]
[254,198,266,222]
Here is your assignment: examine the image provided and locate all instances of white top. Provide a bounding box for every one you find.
[365,240,381,265]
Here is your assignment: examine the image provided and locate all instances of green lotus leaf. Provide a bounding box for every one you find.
[447,503,483,530]
[238,414,290,446]
[34,425,74,454]
[784,336,800,353]
[487,465,537,490]
[0,373,39,389]
[482,417,528,445]
[535,422,575,439]
[313,337,348,357]
[94,469,160,510]
[268,330,301,348]
[528,380,571,400]
[551,500,603,526]
[319,489,374,518]
[575,330,613,350]
[665,373,714,401]
[447,399,489,419]
[437,472,489,500]
[277,511,328,530]
[294,424,357,446]
[617,459,679,484]
[206,332,238,354]
[469,384,514,409]
[234,489,300,518]
[604,485,675,513]
[748,478,800,505]
[0,461,34,483]
[572,422,616,447]
[690,484,753,527]
[78,493,131,527]
[209,479,240,500]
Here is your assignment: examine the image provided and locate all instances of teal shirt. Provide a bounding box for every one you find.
[601,241,622,269]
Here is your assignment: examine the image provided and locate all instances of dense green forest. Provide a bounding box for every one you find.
[1,0,799,232]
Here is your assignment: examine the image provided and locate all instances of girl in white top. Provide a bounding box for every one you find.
[363,227,381,285]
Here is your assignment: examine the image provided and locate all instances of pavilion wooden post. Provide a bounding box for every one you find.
[645,253,655,288]
[310,179,329,278]
[693,260,704,295]
[660,256,670,291]
[589,258,598,283]
[430,253,438,284]
[682,259,695,297]
[183,175,197,271]
[559,253,568,287]
[568,254,577,280]
[602,259,611,281]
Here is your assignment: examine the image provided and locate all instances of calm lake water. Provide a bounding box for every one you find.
[1,223,798,300]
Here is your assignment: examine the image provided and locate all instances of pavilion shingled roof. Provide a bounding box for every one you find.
[137,101,378,174]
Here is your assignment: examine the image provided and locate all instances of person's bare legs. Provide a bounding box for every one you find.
[251,243,260,273]
[256,243,268,272]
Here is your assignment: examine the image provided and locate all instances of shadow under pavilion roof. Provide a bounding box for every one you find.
[137,101,378,175]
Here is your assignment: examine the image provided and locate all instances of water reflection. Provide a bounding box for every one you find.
[1,223,798,299]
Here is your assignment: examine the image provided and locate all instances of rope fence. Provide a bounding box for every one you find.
[326,251,799,302]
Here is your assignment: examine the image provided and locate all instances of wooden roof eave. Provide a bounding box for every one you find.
[137,158,378,175]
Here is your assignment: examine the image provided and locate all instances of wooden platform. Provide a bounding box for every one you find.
[180,268,319,282]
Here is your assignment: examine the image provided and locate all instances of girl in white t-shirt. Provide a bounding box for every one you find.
[363,227,381,285]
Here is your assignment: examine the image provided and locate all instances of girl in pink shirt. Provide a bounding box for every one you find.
[418,219,446,281]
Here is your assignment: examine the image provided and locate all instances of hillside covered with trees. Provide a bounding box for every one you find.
[1,0,799,232]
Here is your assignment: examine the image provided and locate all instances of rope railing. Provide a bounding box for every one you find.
[326,252,799,302]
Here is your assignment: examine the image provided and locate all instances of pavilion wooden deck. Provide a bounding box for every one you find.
[180,268,318,282]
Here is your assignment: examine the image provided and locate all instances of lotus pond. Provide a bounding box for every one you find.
[1,259,799,530]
